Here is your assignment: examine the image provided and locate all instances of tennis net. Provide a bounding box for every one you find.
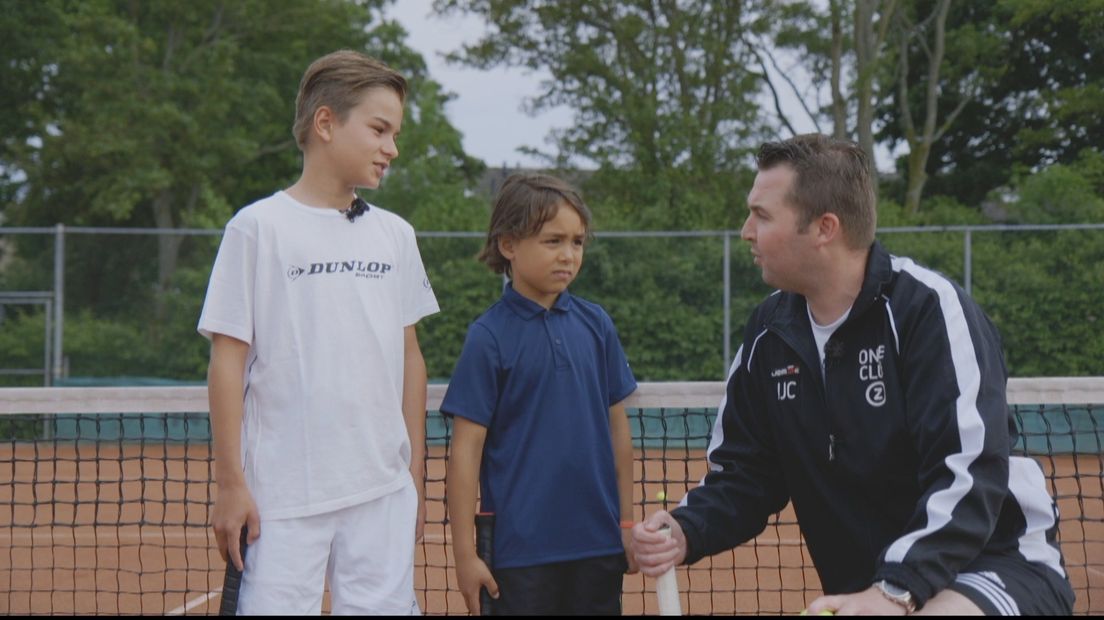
[1,378,1102,614]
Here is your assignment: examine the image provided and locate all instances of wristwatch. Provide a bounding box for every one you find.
[874,580,916,613]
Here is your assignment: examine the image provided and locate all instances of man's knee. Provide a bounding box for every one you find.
[913,589,984,616]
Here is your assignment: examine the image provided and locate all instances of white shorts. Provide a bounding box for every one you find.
[237,480,420,615]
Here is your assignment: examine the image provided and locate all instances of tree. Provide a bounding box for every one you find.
[0,0,67,214]
[755,0,900,178]
[4,1,383,315]
[853,0,898,179]
[892,0,979,213]
[0,0,488,380]
[433,0,796,230]
[881,0,1104,207]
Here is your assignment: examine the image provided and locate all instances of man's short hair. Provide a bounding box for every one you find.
[756,134,877,249]
[293,50,407,151]
[478,174,592,276]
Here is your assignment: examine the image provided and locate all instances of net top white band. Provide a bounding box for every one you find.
[1,377,1102,415]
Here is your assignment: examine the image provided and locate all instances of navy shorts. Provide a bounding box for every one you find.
[946,553,1074,616]
[490,553,627,616]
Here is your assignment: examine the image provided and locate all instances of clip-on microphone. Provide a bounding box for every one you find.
[342,196,370,222]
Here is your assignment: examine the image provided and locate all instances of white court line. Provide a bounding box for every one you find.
[167,589,221,616]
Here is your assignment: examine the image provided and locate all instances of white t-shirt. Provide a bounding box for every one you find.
[198,191,440,520]
[808,302,851,380]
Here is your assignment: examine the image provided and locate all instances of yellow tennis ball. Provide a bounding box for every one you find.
[799,610,834,616]
[655,490,666,501]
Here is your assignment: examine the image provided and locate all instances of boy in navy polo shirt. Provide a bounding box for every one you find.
[443,173,638,615]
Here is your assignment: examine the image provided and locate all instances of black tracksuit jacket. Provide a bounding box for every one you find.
[671,242,1067,608]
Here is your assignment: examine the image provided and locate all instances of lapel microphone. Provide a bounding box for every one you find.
[342,196,370,222]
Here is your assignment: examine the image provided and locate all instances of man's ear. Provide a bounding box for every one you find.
[816,212,842,246]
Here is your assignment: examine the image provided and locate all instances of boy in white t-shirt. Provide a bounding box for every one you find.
[198,50,439,615]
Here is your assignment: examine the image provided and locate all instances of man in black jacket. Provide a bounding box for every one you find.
[632,134,1074,615]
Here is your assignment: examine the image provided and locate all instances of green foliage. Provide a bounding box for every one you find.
[1005,159,1104,224]
[876,191,1104,376]
[0,0,492,384]
[574,237,726,381]
[0,310,51,387]
[417,237,503,378]
[877,198,982,284]
[973,229,1104,376]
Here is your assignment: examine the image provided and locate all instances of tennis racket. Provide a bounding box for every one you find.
[475,512,495,616]
[218,528,248,616]
[655,526,682,615]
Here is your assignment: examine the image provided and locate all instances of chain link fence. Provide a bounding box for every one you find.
[2,224,1103,386]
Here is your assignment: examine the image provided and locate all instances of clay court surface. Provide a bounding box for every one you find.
[2,444,1101,615]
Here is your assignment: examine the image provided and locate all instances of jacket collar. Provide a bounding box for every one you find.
[502,282,574,319]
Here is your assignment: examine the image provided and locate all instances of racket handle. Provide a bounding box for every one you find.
[218,528,248,616]
[656,526,682,616]
[475,513,495,616]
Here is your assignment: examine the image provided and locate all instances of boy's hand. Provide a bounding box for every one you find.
[456,555,499,615]
[211,483,260,572]
[631,511,687,577]
[415,494,426,543]
[622,528,639,574]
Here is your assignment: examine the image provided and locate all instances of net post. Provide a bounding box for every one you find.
[52,223,65,383]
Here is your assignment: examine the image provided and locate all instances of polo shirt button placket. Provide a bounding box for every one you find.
[546,312,569,369]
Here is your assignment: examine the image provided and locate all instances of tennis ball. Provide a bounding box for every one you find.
[655,490,666,501]
[799,610,834,616]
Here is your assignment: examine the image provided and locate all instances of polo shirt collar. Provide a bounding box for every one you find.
[502,282,574,319]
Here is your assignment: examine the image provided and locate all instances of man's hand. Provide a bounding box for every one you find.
[807,586,909,616]
[630,511,687,578]
[456,555,498,615]
[211,482,260,572]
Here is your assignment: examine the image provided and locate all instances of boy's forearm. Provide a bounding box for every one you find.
[447,424,486,561]
[207,336,249,488]
[611,403,635,520]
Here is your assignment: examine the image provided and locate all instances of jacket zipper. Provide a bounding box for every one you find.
[769,327,839,465]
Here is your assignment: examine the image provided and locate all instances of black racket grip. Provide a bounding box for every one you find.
[219,528,248,616]
[475,513,495,616]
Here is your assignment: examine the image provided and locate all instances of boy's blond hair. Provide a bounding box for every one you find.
[293,50,407,150]
[478,174,592,276]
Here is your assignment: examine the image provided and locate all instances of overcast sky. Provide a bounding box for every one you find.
[385,0,573,169]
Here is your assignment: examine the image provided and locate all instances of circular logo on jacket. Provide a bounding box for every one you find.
[865,381,887,407]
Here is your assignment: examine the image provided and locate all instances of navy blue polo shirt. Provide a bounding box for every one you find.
[441,284,637,569]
